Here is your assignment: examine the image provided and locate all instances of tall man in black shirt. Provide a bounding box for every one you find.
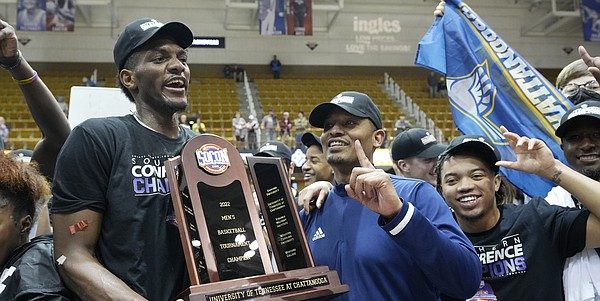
[51,18,196,300]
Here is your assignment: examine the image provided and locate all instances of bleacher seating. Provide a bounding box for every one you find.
[187,77,240,141]
[0,69,241,149]
[254,76,405,145]
[391,76,461,140]
[1,68,459,150]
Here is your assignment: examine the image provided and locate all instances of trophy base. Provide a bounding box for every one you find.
[177,266,349,301]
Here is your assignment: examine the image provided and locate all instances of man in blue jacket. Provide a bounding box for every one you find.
[299,91,481,300]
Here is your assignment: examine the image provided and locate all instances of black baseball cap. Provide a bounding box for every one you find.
[113,18,193,70]
[255,141,292,162]
[441,135,501,172]
[391,128,446,161]
[309,91,382,129]
[555,100,600,138]
[301,132,323,150]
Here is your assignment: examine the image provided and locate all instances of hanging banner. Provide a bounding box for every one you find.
[259,0,287,35]
[581,0,600,41]
[415,0,573,197]
[16,0,75,32]
[16,0,46,31]
[286,0,312,36]
[46,0,76,32]
[259,0,311,36]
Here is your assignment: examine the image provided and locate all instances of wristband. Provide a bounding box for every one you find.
[15,71,39,85]
[0,50,22,70]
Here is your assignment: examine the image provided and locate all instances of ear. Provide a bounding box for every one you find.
[396,159,410,173]
[19,215,33,236]
[493,173,502,192]
[372,129,386,148]
[119,69,137,93]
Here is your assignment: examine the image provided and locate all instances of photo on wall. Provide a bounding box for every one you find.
[16,0,46,31]
[16,0,75,32]
[46,0,76,32]
[581,0,600,41]
[259,0,287,35]
[286,0,312,36]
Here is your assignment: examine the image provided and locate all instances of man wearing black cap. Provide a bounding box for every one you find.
[390,128,446,186]
[299,91,482,300]
[436,131,600,300]
[255,140,297,198]
[256,140,293,169]
[51,18,195,300]
[546,100,600,301]
[301,132,333,186]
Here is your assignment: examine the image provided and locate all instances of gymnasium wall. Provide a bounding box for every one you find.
[0,0,594,71]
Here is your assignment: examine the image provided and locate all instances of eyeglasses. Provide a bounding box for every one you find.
[561,80,600,96]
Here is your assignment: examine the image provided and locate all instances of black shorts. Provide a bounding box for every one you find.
[236,135,245,142]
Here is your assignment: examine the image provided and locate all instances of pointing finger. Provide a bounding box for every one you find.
[354,140,374,169]
[579,45,593,66]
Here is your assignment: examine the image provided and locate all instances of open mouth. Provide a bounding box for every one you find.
[164,78,187,93]
[303,173,314,181]
[328,139,349,151]
[457,195,480,208]
[578,154,600,163]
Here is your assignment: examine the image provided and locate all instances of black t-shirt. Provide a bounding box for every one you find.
[466,197,589,301]
[51,115,196,301]
[0,235,76,301]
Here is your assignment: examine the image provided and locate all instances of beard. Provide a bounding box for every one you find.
[580,167,600,182]
[145,92,188,114]
[327,153,358,167]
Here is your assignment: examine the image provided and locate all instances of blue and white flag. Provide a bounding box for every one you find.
[415,0,573,197]
[581,0,600,41]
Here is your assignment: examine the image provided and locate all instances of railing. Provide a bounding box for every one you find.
[384,72,445,142]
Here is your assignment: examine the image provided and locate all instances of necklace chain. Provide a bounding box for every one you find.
[132,112,181,135]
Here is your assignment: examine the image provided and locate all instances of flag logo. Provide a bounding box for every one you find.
[448,60,503,142]
[415,0,573,197]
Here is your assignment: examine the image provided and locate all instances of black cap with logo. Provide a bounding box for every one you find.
[113,18,193,70]
[555,100,600,138]
[255,141,292,162]
[391,128,446,161]
[309,91,382,129]
[441,135,501,172]
[301,132,323,150]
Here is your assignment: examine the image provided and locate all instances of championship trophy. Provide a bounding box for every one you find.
[165,134,348,301]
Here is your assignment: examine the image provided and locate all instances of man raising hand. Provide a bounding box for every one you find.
[299,91,481,300]
[345,139,402,220]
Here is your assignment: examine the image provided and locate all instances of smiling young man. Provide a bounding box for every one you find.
[546,100,600,301]
[299,91,481,300]
[50,18,196,300]
[437,132,600,301]
[301,132,334,185]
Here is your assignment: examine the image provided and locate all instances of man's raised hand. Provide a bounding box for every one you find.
[496,126,558,179]
[579,45,600,84]
[345,140,402,220]
[0,19,18,64]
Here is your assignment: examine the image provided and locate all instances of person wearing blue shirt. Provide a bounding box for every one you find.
[298,91,481,300]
